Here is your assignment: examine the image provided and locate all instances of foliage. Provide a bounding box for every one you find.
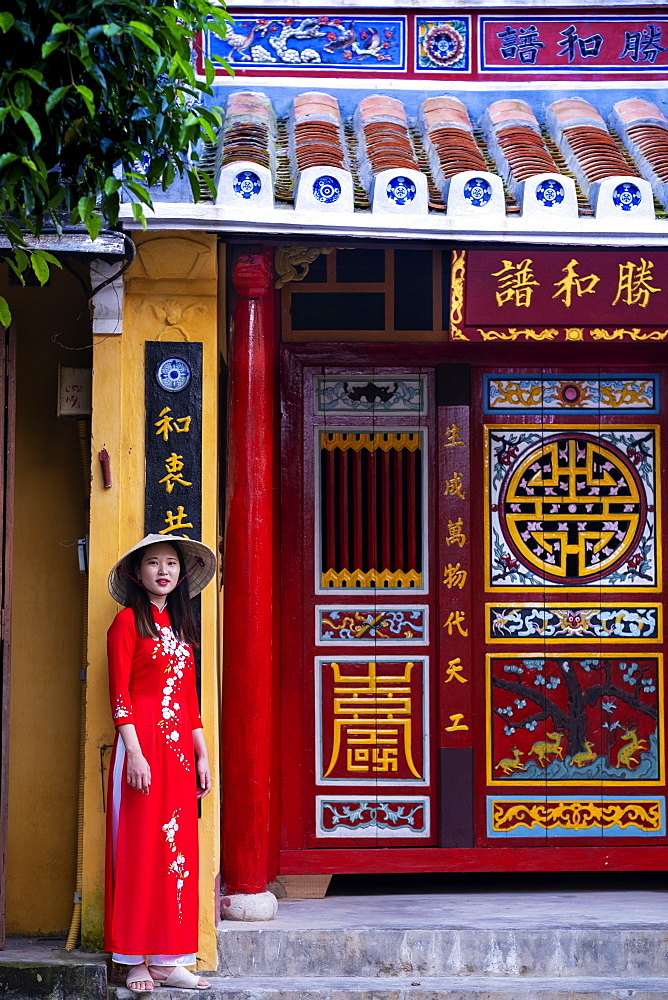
[0,0,231,325]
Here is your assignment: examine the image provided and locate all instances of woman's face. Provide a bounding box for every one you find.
[137,543,180,604]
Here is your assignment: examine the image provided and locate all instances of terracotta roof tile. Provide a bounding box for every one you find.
[212,89,665,217]
[481,99,559,194]
[611,98,668,208]
[547,97,637,196]
[418,96,487,190]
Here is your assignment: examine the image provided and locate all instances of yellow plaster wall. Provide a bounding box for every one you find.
[3,266,92,933]
[81,233,221,968]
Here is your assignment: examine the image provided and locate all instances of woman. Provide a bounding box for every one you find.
[105,533,216,993]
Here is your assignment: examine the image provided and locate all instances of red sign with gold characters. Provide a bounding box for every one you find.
[450,249,668,342]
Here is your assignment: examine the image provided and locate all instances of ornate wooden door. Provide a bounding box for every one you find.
[281,354,667,867]
[476,368,665,850]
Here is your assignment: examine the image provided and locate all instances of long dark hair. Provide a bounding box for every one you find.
[124,542,199,647]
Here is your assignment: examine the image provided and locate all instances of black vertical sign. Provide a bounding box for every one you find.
[145,342,203,540]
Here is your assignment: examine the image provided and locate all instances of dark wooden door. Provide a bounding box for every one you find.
[0,323,16,948]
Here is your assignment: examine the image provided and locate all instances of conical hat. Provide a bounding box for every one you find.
[108,533,216,605]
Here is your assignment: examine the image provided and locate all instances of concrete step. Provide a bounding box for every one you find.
[0,939,107,1000]
[216,893,668,979]
[108,975,668,1000]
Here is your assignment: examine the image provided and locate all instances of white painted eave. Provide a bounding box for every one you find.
[120,201,668,248]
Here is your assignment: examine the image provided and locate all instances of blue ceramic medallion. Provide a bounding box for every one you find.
[387,176,416,206]
[233,170,262,200]
[155,357,191,393]
[312,175,341,204]
[613,182,642,211]
[463,176,492,207]
[535,178,564,207]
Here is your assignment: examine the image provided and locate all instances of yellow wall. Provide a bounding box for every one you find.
[81,233,221,968]
[3,265,92,934]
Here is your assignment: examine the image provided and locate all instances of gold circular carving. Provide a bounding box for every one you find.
[499,434,645,583]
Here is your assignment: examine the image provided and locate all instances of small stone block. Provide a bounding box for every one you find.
[591,176,655,220]
[371,169,429,215]
[277,874,332,899]
[517,173,578,218]
[295,167,355,213]
[442,170,505,216]
[216,162,274,210]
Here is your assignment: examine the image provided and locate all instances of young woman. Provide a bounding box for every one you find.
[105,533,216,994]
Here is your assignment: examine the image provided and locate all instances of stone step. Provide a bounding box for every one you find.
[108,975,668,1000]
[216,893,668,979]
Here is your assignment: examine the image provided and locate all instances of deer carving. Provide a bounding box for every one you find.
[495,747,525,775]
[528,732,565,767]
[615,728,648,770]
[569,742,598,768]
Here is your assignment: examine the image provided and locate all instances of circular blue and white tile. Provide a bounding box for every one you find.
[613,182,642,212]
[535,179,564,208]
[386,176,416,206]
[463,176,492,208]
[313,175,342,205]
[233,170,262,200]
[155,357,191,393]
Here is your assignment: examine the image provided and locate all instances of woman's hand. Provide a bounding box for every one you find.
[196,753,211,798]
[193,728,211,798]
[126,749,151,793]
[118,724,151,794]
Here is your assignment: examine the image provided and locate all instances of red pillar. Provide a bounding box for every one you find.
[221,248,278,913]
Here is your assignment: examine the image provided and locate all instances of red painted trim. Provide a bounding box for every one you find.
[280,845,668,874]
[221,247,277,894]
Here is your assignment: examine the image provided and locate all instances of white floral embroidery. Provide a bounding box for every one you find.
[162,810,189,921]
[113,695,130,720]
[153,623,192,769]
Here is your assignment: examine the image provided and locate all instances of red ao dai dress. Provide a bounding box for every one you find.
[105,605,201,959]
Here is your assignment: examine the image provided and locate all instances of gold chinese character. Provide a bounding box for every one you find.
[444,657,468,684]
[443,423,465,448]
[443,611,468,637]
[445,713,469,732]
[612,259,661,308]
[552,259,600,307]
[492,259,539,308]
[159,505,193,535]
[154,407,192,442]
[443,471,465,499]
[324,661,421,780]
[442,562,467,589]
[445,517,466,547]
[158,453,193,494]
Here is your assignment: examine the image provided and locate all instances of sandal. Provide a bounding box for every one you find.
[126,963,154,994]
[149,966,210,990]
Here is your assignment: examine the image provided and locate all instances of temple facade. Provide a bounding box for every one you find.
[3,0,668,970]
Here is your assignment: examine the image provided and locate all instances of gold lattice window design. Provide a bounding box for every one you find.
[319,431,424,589]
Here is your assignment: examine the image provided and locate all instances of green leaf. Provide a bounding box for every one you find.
[74,84,96,117]
[45,86,69,113]
[13,78,32,109]
[0,12,15,32]
[50,21,72,35]
[41,39,61,58]
[128,20,153,36]
[0,297,10,329]
[131,202,147,228]
[77,194,96,221]
[102,23,123,36]
[104,176,121,195]
[0,153,20,169]
[30,252,50,285]
[85,212,103,241]
[17,109,41,144]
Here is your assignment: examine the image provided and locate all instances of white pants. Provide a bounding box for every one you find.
[113,953,196,966]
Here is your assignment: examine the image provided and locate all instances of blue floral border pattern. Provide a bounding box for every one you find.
[483,375,659,415]
[487,603,661,642]
[316,375,426,414]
